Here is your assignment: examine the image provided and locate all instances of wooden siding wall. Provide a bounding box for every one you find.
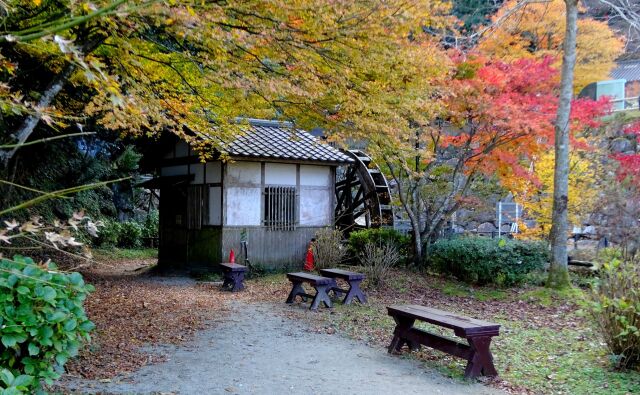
[221,226,321,269]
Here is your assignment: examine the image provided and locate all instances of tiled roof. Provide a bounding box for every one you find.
[611,60,640,82]
[199,119,353,164]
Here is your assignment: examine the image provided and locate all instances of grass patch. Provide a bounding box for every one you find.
[93,248,158,261]
[495,324,640,394]
[437,281,508,301]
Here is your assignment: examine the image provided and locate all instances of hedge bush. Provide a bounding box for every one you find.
[95,219,120,247]
[428,237,548,286]
[94,218,151,249]
[587,258,640,369]
[0,256,95,393]
[118,221,143,248]
[348,228,410,263]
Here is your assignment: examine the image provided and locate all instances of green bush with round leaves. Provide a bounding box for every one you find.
[0,256,95,393]
[428,237,548,286]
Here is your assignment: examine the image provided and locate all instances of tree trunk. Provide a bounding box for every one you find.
[0,64,76,165]
[548,0,578,289]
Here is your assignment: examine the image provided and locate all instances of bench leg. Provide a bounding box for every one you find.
[230,272,245,292]
[464,336,498,378]
[310,284,333,311]
[221,274,231,290]
[221,270,233,290]
[286,281,305,304]
[343,279,367,305]
[388,316,416,353]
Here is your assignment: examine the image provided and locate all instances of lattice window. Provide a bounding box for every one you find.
[263,186,297,230]
[187,185,209,230]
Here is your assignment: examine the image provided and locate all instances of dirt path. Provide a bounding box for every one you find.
[63,301,502,395]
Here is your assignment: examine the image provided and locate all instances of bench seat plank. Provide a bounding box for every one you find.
[387,304,499,337]
[287,272,335,285]
[219,262,247,272]
[319,268,365,281]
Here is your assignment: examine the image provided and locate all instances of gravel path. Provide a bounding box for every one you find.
[63,302,502,395]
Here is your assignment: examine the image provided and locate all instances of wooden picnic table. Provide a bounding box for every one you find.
[319,268,367,305]
[387,304,500,378]
[219,262,247,292]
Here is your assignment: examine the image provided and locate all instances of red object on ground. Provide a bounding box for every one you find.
[229,249,235,264]
[303,247,314,271]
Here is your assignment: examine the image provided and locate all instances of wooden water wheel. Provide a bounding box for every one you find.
[334,150,394,233]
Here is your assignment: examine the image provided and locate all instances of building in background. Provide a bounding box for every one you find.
[141,119,352,271]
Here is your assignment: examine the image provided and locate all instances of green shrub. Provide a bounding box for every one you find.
[587,258,640,369]
[141,210,159,240]
[349,228,410,263]
[117,221,143,248]
[0,256,95,393]
[94,219,120,247]
[427,237,548,286]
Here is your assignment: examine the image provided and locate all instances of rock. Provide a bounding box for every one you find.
[477,222,496,233]
[610,137,634,153]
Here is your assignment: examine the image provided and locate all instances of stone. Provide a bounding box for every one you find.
[610,137,634,154]
[477,222,496,233]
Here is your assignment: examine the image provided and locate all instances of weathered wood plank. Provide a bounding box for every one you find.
[387,305,499,337]
[287,272,335,285]
[319,268,365,281]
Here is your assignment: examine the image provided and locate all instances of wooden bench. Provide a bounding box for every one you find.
[319,268,367,305]
[387,304,500,379]
[285,272,335,311]
[219,262,247,292]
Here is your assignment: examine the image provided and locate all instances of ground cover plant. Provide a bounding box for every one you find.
[0,256,94,393]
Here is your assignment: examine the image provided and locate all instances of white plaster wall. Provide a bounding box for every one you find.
[190,163,204,184]
[225,187,261,225]
[300,165,330,187]
[205,161,222,183]
[208,186,222,225]
[299,188,332,226]
[265,163,296,185]
[161,165,188,176]
[226,161,261,185]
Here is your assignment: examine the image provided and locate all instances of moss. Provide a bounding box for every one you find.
[547,265,572,289]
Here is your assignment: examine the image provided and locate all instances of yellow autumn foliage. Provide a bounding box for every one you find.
[515,151,599,239]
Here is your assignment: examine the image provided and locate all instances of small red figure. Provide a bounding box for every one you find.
[229,249,235,264]
[303,238,316,271]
